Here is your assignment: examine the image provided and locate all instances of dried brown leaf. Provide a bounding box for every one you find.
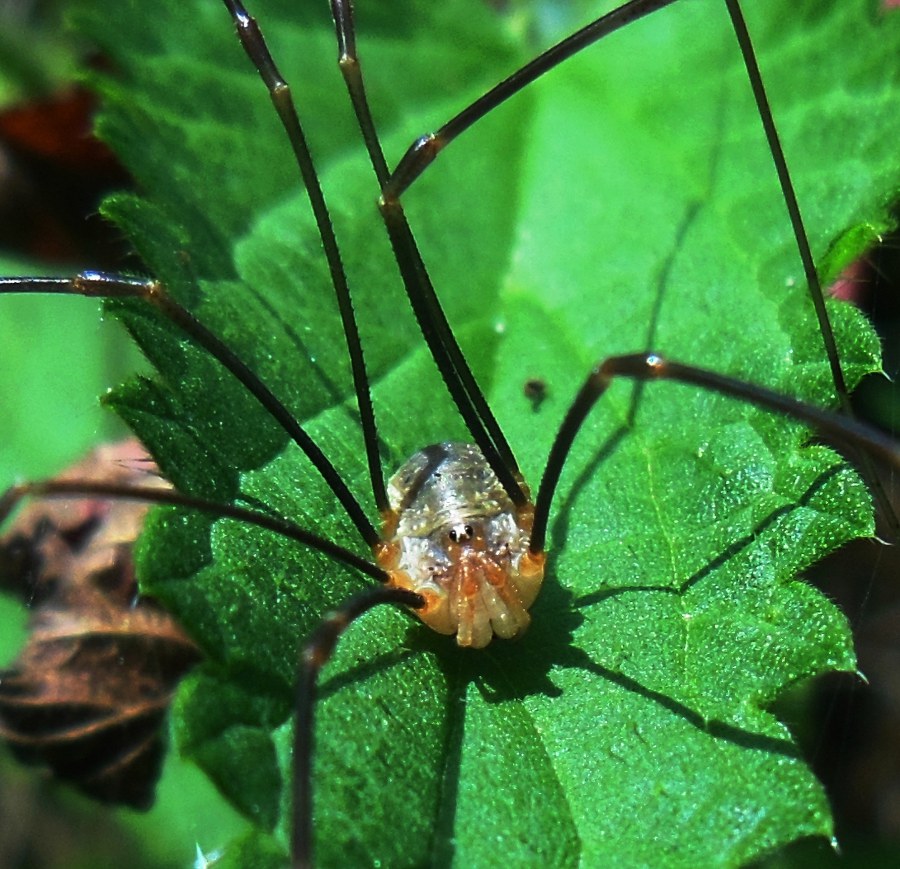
[0,441,199,809]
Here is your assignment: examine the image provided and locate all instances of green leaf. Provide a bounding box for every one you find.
[6,0,900,865]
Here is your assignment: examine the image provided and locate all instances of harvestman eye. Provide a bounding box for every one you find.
[1,0,899,866]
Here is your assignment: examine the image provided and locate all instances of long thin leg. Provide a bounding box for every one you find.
[223,0,527,506]
[722,0,898,538]
[0,273,380,548]
[329,0,528,507]
[723,0,847,405]
[0,478,387,583]
[530,353,900,553]
[292,585,424,869]
[377,206,528,505]
[381,0,679,200]
[222,0,387,516]
[329,0,390,187]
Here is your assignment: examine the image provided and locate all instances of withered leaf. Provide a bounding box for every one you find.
[0,441,200,809]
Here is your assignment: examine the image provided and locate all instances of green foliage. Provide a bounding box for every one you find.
[7,0,900,865]
[0,260,129,482]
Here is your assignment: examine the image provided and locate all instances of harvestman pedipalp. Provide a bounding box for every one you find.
[1,0,900,865]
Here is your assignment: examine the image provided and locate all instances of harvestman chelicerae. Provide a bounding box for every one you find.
[1,0,900,865]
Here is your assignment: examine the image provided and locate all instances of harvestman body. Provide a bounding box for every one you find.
[1,0,900,866]
[378,443,543,648]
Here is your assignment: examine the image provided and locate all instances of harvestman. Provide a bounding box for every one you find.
[1,0,899,865]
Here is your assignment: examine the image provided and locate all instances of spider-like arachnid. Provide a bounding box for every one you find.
[1,0,900,866]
